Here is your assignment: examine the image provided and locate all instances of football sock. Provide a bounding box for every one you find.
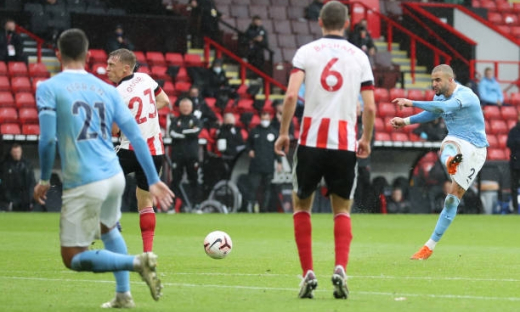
[294,211,313,276]
[425,239,437,251]
[139,207,156,252]
[440,143,457,166]
[101,227,130,293]
[430,194,460,242]
[71,250,135,273]
[334,213,353,270]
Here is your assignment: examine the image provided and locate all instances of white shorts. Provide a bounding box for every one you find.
[442,135,487,190]
[60,173,125,247]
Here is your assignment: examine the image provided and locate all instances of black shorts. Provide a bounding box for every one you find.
[293,145,357,200]
[118,149,163,191]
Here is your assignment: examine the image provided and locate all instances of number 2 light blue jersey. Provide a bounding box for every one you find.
[36,70,159,189]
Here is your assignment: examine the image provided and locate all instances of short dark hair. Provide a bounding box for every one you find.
[320,1,348,31]
[58,28,89,62]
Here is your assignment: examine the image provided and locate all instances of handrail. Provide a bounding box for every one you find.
[15,25,47,64]
[470,59,520,85]
[337,1,453,84]
[204,37,287,100]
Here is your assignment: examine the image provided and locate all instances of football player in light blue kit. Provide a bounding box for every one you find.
[391,64,488,260]
[33,29,174,308]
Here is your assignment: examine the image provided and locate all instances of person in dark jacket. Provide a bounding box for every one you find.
[105,25,135,54]
[305,0,324,21]
[244,15,268,71]
[204,58,231,99]
[169,98,202,208]
[0,143,36,211]
[215,112,245,178]
[246,111,282,212]
[0,18,26,63]
[175,85,218,129]
[187,0,220,48]
[507,112,520,212]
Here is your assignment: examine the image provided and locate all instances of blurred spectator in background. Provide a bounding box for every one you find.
[106,24,134,54]
[412,118,448,141]
[305,0,324,21]
[216,112,245,178]
[271,100,295,140]
[0,18,26,63]
[176,85,219,129]
[350,26,376,57]
[187,0,219,48]
[0,144,36,211]
[507,112,520,213]
[386,187,411,214]
[466,71,480,99]
[246,111,282,213]
[479,67,505,106]
[204,58,234,101]
[169,98,202,210]
[244,15,269,72]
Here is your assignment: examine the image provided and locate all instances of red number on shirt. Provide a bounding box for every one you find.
[129,88,157,124]
[320,58,343,92]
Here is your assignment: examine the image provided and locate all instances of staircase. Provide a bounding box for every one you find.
[21,33,60,75]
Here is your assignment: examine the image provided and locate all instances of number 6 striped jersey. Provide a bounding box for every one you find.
[292,35,374,151]
[116,72,164,155]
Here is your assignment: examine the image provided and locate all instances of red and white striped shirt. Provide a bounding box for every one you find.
[117,73,164,155]
[293,35,374,151]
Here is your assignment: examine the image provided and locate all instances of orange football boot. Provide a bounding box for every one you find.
[410,246,433,260]
[446,153,463,175]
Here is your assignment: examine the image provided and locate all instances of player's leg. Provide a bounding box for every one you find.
[325,150,357,299]
[135,155,163,252]
[185,158,201,207]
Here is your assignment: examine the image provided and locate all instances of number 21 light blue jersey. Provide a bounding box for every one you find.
[36,70,134,189]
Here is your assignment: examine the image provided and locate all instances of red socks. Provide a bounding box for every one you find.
[293,211,313,275]
[334,213,352,270]
[139,207,156,252]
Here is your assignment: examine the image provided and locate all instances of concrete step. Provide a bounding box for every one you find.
[399,65,427,73]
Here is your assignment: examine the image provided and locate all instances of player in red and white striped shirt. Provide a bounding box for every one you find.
[107,49,170,253]
[275,1,376,300]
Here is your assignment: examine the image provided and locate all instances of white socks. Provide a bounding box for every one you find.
[425,239,437,251]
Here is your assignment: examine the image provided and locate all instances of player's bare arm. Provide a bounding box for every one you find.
[111,123,120,136]
[275,70,305,156]
[155,90,170,110]
[358,89,376,159]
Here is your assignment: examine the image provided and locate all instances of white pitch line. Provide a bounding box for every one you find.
[2,276,520,302]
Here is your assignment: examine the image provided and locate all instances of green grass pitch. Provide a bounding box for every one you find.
[1,212,520,311]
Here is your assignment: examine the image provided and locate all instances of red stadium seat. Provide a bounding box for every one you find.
[384,117,396,132]
[241,128,249,141]
[205,97,216,110]
[497,134,508,148]
[11,77,32,93]
[133,51,147,65]
[391,132,409,142]
[165,52,184,67]
[406,89,424,101]
[0,76,10,91]
[31,77,47,93]
[503,13,519,25]
[424,89,435,101]
[158,106,171,129]
[15,92,36,108]
[375,132,391,141]
[175,67,190,83]
[91,63,107,78]
[8,61,28,77]
[480,0,496,10]
[483,105,501,119]
[89,49,107,64]
[146,51,166,66]
[0,91,15,107]
[508,119,516,130]
[510,92,520,105]
[0,107,18,123]
[150,65,171,81]
[396,106,414,118]
[137,65,151,75]
[488,12,503,24]
[1,123,20,134]
[174,81,191,95]
[28,63,50,78]
[18,107,38,124]
[378,102,396,117]
[374,117,384,132]
[0,62,7,76]
[162,81,175,96]
[22,124,40,135]
[489,119,508,134]
[500,106,517,120]
[389,88,406,100]
[486,134,498,147]
[487,148,506,160]
[249,114,261,129]
[374,88,390,103]
[184,54,204,67]
[236,99,254,113]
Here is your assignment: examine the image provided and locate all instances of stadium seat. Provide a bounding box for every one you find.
[0,76,10,91]
[137,65,151,75]
[174,81,191,95]
[22,124,40,135]
[272,0,289,5]
[375,132,391,141]
[486,134,498,147]
[289,0,306,6]
[230,5,248,18]
[0,91,15,107]
[500,106,517,120]
[162,81,175,95]
[146,51,166,67]
[424,89,435,101]
[89,49,107,64]
[175,67,190,83]
[511,26,520,38]
[391,132,409,142]
[389,88,406,100]
[0,107,18,123]
[374,117,385,132]
[287,7,306,20]
[0,62,7,76]
[510,92,520,105]
[489,119,508,134]
[276,34,297,49]
[0,122,20,134]
[508,119,516,130]
[150,65,171,82]
[249,5,268,20]
[497,134,508,148]
[407,89,424,101]
[296,34,314,47]
[374,88,390,102]
[497,25,511,34]
[28,63,50,78]
[8,62,28,77]
[488,12,503,25]
[18,107,38,124]
[483,105,501,119]
[487,148,506,160]
[184,54,204,67]
[205,97,216,110]
[11,77,32,93]
[269,6,287,20]
[249,114,261,129]
[134,51,147,65]
[384,117,396,132]
[31,77,47,93]
[15,92,36,108]
[236,99,254,113]
[165,52,184,67]
[378,102,396,117]
[471,0,480,7]
[158,106,171,129]
[274,20,292,34]
[282,48,297,62]
[479,0,496,10]
[396,106,414,118]
[503,13,519,25]
[91,63,107,77]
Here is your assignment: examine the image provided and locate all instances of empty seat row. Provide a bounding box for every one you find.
[0,107,38,124]
[0,77,47,94]
[89,50,204,68]
[473,0,520,12]
[0,62,50,78]
[216,0,307,6]
[374,88,436,103]
[1,123,40,135]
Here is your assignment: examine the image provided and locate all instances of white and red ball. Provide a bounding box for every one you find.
[203,231,233,259]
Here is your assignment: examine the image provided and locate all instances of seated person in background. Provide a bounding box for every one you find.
[0,18,26,63]
[204,58,231,98]
[466,72,480,99]
[412,118,448,141]
[386,187,411,214]
[479,67,505,106]
[175,85,219,129]
[106,25,135,54]
[244,15,269,72]
[305,0,324,21]
[350,26,376,57]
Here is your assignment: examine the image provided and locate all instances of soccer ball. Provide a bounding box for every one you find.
[204,231,233,259]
